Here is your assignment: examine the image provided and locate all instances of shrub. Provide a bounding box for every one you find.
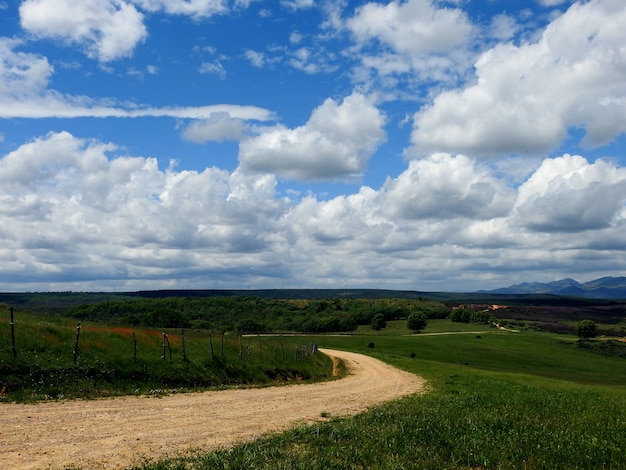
[576,319,598,340]
[450,308,471,323]
[370,314,386,331]
[407,313,428,332]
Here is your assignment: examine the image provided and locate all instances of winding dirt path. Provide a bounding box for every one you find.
[0,349,425,470]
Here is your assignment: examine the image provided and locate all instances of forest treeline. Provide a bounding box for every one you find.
[61,296,452,333]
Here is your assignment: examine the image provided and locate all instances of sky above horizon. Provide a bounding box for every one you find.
[1,0,626,292]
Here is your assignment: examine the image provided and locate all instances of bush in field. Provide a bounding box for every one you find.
[576,319,598,340]
[470,310,492,324]
[370,314,386,331]
[407,313,428,332]
[450,307,471,323]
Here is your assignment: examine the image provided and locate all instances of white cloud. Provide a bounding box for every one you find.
[1,131,626,291]
[0,37,274,121]
[345,0,474,82]
[0,38,53,97]
[19,0,147,62]
[18,0,256,63]
[489,14,518,41]
[0,94,274,120]
[279,151,626,289]
[181,112,245,143]
[199,60,227,79]
[132,0,228,18]
[380,154,515,220]
[513,154,626,232]
[281,0,314,10]
[538,0,569,6]
[0,131,288,287]
[289,31,303,45]
[288,46,338,74]
[245,49,265,68]
[239,92,386,180]
[410,0,626,157]
[347,0,472,55]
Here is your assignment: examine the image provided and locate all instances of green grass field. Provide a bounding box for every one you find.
[3,301,626,469]
[0,305,331,402]
[136,321,626,470]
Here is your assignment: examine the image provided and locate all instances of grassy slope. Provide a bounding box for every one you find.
[137,321,626,470]
[0,305,331,402]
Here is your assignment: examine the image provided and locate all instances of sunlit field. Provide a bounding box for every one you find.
[0,304,331,402]
[137,322,626,470]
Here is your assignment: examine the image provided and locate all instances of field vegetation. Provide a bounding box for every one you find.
[139,318,626,469]
[2,291,626,468]
[0,303,331,402]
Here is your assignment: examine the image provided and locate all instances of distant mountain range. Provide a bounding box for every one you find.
[479,276,626,299]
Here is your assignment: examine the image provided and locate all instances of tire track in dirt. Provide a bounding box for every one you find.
[0,349,425,469]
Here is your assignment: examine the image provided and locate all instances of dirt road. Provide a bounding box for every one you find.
[0,349,425,469]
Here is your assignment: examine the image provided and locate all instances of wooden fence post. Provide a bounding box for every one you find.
[239,335,243,359]
[132,332,137,362]
[10,307,16,359]
[162,331,172,361]
[181,328,188,362]
[209,333,214,360]
[73,322,81,365]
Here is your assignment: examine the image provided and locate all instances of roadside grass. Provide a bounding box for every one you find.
[136,327,626,470]
[314,329,626,386]
[0,306,331,402]
[356,318,491,335]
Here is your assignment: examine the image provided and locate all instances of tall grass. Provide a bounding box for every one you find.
[0,305,330,402]
[135,326,626,469]
[163,376,624,470]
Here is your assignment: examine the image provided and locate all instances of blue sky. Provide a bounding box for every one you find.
[1,0,626,292]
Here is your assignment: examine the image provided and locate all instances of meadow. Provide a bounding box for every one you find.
[0,304,331,402]
[2,295,626,469]
[135,320,626,470]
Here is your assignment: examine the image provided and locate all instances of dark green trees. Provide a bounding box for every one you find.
[407,313,428,332]
[371,314,387,331]
[576,319,598,340]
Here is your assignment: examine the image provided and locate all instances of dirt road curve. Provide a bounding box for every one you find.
[0,349,425,470]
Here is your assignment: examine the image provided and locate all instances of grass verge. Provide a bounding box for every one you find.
[133,328,626,470]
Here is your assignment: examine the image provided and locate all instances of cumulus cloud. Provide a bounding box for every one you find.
[513,154,626,232]
[1,131,626,291]
[490,14,518,41]
[345,0,474,81]
[380,154,515,220]
[19,0,147,62]
[0,131,288,287]
[19,0,256,62]
[0,38,53,97]
[279,154,626,288]
[410,0,626,157]
[239,92,386,180]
